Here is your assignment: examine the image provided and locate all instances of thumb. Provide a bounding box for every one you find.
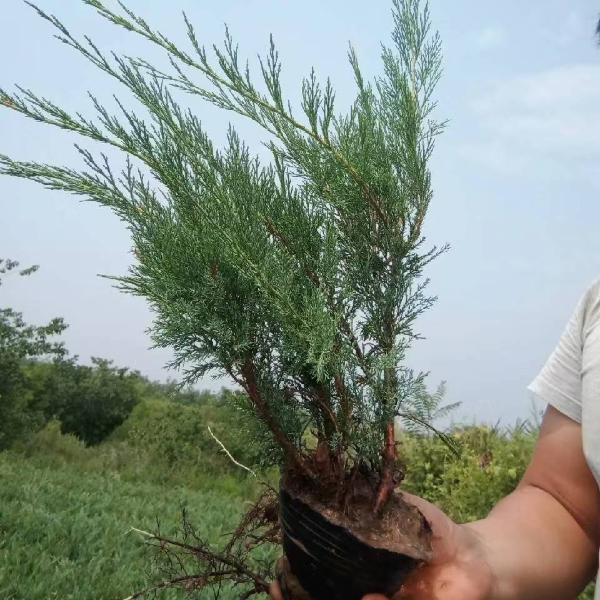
[402,493,454,535]
[401,492,447,526]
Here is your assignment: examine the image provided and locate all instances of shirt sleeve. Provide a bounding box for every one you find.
[527,289,589,424]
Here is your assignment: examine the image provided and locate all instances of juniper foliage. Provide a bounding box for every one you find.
[0,0,447,480]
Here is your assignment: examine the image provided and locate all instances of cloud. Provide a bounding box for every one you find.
[459,65,600,178]
[473,26,507,49]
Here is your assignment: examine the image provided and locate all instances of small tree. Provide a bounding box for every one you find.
[0,259,67,449]
[56,357,143,445]
[0,1,448,597]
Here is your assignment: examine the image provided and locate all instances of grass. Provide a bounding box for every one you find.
[0,420,594,600]
[0,448,263,600]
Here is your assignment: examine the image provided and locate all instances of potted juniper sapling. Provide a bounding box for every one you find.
[0,0,452,598]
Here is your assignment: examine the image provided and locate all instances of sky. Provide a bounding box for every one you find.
[1,0,599,425]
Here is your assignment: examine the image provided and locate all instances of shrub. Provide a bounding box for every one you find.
[18,419,86,461]
[401,425,536,522]
[23,357,144,446]
[58,358,142,445]
[119,397,259,472]
[0,316,66,450]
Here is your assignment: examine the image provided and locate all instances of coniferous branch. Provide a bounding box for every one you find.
[77,0,380,202]
[0,0,447,495]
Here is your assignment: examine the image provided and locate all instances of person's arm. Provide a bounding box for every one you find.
[465,405,600,600]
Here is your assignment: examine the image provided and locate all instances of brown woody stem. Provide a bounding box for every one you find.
[373,422,397,514]
[240,359,317,482]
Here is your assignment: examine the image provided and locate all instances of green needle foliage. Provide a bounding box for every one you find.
[0,0,447,492]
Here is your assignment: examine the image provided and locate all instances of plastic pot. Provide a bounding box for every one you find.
[279,488,427,600]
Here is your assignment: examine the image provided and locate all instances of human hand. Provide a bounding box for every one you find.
[269,555,310,600]
[269,493,495,600]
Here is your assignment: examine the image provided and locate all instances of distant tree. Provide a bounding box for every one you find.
[137,377,226,406]
[61,358,143,444]
[33,357,143,446]
[0,259,67,449]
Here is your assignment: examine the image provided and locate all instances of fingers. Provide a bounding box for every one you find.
[401,492,457,564]
[401,492,449,527]
[269,581,284,600]
[273,556,311,600]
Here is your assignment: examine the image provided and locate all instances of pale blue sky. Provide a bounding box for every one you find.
[1,0,599,423]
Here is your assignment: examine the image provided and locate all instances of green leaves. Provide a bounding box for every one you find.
[0,258,40,283]
[0,262,67,450]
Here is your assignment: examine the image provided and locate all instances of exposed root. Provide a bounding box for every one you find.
[208,425,257,478]
[124,488,279,599]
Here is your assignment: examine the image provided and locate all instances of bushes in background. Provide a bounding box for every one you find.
[116,393,260,471]
[22,357,143,446]
[6,357,232,450]
[25,407,541,517]
[401,424,536,523]
[0,309,66,450]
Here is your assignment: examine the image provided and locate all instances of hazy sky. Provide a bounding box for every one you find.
[1,0,599,424]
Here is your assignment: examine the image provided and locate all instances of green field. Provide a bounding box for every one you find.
[0,450,258,600]
[0,419,594,600]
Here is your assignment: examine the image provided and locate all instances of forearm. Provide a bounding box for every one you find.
[466,484,597,600]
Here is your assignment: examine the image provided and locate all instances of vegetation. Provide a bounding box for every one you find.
[2,0,592,598]
[24,357,143,446]
[0,0,447,515]
[0,262,593,598]
[0,428,260,600]
[0,259,66,450]
[1,258,241,453]
[114,394,262,470]
[1,413,594,599]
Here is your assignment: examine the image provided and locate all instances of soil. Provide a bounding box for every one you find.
[281,468,432,561]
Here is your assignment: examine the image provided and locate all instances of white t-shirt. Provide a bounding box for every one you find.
[528,280,600,596]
